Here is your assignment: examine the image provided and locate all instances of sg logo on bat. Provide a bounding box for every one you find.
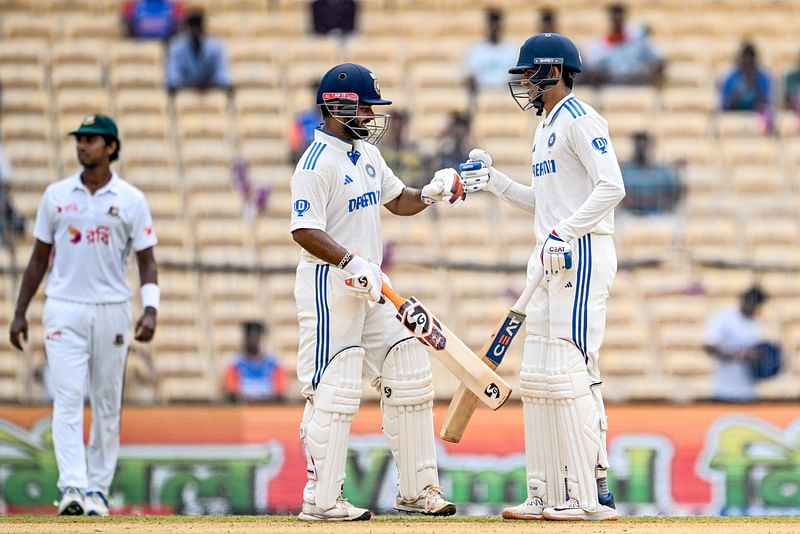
[484,383,500,399]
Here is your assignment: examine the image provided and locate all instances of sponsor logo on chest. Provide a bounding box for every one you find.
[348,190,381,212]
[533,159,557,178]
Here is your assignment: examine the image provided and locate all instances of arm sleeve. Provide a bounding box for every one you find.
[495,179,536,214]
[290,169,329,231]
[166,42,180,88]
[553,116,626,240]
[705,312,725,347]
[212,41,231,86]
[33,190,54,244]
[131,195,158,251]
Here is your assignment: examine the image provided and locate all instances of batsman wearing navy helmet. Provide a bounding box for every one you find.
[290,63,463,521]
[457,34,625,521]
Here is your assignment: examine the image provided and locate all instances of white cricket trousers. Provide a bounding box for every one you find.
[43,297,131,494]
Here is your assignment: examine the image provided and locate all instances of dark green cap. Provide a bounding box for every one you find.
[69,114,119,139]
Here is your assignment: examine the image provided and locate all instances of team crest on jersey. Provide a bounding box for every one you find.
[548,133,556,147]
[107,205,120,218]
[591,137,608,154]
[294,199,311,217]
[365,164,376,178]
[113,334,124,346]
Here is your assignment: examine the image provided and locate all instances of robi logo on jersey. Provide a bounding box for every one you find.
[348,190,380,212]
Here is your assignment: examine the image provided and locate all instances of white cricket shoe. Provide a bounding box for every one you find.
[298,496,372,521]
[501,496,544,520]
[85,491,109,516]
[58,487,84,516]
[542,498,619,521]
[394,485,456,516]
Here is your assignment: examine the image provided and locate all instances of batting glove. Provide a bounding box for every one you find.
[541,230,573,281]
[458,148,513,195]
[421,168,466,206]
[343,254,383,302]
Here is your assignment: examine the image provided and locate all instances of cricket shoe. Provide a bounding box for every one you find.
[298,497,372,521]
[85,491,109,516]
[58,487,84,516]
[542,497,619,521]
[394,485,456,516]
[501,496,544,520]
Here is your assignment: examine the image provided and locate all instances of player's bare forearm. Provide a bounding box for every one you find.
[13,240,52,319]
[384,187,427,216]
[136,247,158,287]
[292,228,349,266]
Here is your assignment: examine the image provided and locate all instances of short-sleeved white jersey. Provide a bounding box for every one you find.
[531,93,625,244]
[33,172,158,303]
[290,128,405,265]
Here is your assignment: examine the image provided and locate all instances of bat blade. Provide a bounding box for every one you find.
[382,283,512,410]
[440,266,542,443]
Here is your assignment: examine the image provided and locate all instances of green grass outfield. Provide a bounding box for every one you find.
[1,515,799,534]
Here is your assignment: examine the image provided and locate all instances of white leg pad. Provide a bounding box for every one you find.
[381,339,438,501]
[548,337,601,512]
[301,347,364,511]
[520,335,565,507]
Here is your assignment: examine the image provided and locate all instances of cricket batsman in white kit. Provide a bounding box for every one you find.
[290,63,464,521]
[458,33,625,521]
[9,114,159,516]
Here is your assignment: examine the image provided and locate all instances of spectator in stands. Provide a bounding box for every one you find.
[583,3,664,86]
[429,111,473,175]
[166,10,231,94]
[222,320,286,403]
[619,131,682,215]
[704,285,768,403]
[311,0,358,37]
[463,9,519,97]
[0,128,25,247]
[290,81,323,165]
[381,109,428,188]
[121,0,184,40]
[539,7,557,33]
[783,54,800,113]
[721,42,772,112]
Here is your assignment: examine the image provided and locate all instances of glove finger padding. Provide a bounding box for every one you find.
[421,168,466,205]
[541,231,573,282]
[458,161,489,192]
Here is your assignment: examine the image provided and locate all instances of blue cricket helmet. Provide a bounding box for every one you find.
[316,63,392,106]
[509,33,582,75]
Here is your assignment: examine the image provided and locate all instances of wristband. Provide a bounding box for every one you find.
[337,251,353,269]
[141,283,160,310]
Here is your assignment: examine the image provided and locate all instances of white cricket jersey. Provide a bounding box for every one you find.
[531,93,625,244]
[33,172,158,304]
[290,128,405,265]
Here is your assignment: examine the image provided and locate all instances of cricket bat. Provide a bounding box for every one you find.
[381,283,512,411]
[439,264,544,443]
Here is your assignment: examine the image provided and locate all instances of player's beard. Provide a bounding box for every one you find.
[344,117,370,140]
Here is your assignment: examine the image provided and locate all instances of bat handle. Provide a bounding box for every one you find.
[513,263,544,312]
[381,282,407,309]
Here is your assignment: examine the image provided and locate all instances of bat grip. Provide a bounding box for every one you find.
[381,282,407,309]
[513,263,544,311]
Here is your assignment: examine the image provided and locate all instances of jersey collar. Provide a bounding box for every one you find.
[544,92,577,128]
[314,127,356,153]
[70,171,120,195]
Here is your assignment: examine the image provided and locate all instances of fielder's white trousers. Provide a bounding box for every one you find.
[43,297,131,494]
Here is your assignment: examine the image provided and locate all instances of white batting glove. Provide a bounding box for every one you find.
[458,148,513,195]
[343,254,383,302]
[541,230,573,282]
[421,168,466,206]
